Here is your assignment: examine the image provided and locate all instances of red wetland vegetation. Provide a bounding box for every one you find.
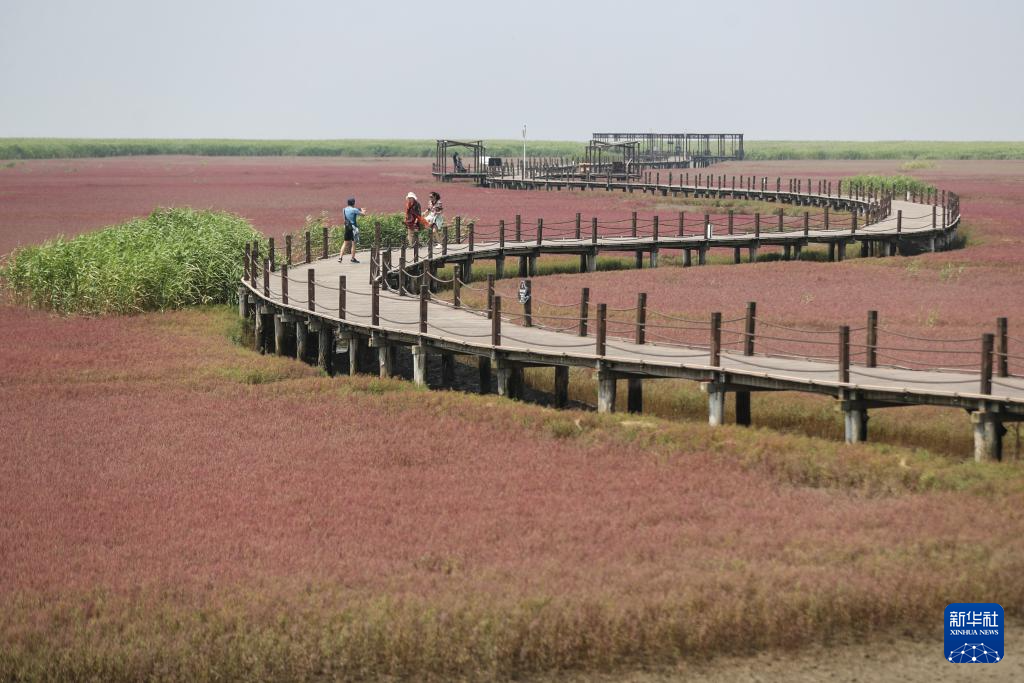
[2,157,1024,679]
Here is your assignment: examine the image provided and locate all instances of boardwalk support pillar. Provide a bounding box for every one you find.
[317,326,333,375]
[295,321,309,362]
[627,378,643,414]
[377,343,396,379]
[972,409,1004,462]
[440,352,455,388]
[478,357,492,394]
[554,366,569,408]
[585,251,597,273]
[274,315,288,356]
[842,399,869,444]
[412,345,428,387]
[707,389,725,426]
[495,359,523,399]
[597,369,617,414]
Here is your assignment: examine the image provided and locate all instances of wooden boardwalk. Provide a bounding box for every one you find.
[241,180,1023,461]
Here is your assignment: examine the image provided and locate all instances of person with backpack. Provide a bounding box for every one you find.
[339,197,364,264]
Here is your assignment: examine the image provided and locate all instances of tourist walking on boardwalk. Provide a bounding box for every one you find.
[425,191,444,240]
[339,197,364,264]
[404,191,424,245]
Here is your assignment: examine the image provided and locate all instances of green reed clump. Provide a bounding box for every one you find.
[1,208,261,314]
[842,174,936,196]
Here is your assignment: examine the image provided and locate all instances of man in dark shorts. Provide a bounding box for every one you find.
[339,197,364,264]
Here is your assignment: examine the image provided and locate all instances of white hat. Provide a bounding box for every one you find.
[407,192,418,200]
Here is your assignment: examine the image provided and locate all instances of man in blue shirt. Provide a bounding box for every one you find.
[339,197,365,264]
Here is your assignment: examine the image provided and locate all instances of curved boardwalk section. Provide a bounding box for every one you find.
[240,179,1023,461]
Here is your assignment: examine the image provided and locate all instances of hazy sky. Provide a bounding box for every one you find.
[1,0,1022,140]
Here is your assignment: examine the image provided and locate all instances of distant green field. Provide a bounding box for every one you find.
[1,138,1022,160]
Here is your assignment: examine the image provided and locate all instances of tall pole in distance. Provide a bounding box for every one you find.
[522,124,527,178]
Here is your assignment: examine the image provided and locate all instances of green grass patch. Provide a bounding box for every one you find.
[841,174,936,196]
[744,140,1024,160]
[0,208,260,314]
[0,138,587,160]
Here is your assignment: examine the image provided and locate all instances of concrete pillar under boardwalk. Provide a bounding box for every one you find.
[554,365,569,408]
[239,286,249,318]
[735,391,751,426]
[597,371,617,414]
[783,244,792,261]
[972,411,1005,462]
[635,251,644,269]
[844,407,868,444]
[748,246,759,263]
[496,361,524,399]
[627,377,643,414]
[828,243,836,261]
[837,242,847,261]
[698,245,707,265]
[317,327,333,374]
[478,357,492,394]
[348,335,362,375]
[733,247,741,264]
[585,253,597,273]
[440,352,455,388]
[528,254,538,276]
[518,255,528,276]
[579,254,588,273]
[860,242,869,258]
[707,388,726,426]
[793,243,803,260]
[683,249,692,267]
[378,344,396,378]
[649,248,658,268]
[495,257,505,279]
[274,315,288,356]
[411,345,428,386]
[295,322,309,362]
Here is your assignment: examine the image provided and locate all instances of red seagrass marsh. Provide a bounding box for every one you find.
[3,156,1024,681]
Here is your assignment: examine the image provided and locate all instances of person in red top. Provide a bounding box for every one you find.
[404,191,425,245]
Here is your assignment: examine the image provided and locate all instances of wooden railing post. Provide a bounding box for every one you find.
[679,211,686,237]
[635,293,646,344]
[981,333,994,395]
[499,219,505,248]
[322,226,329,260]
[728,210,733,235]
[804,211,810,237]
[824,205,830,230]
[263,259,270,297]
[307,269,315,312]
[754,213,760,238]
[575,212,582,240]
[455,216,462,243]
[419,285,428,334]
[839,325,850,383]
[486,274,495,320]
[250,242,258,288]
[897,209,903,235]
[596,303,607,356]
[338,275,346,320]
[468,222,475,253]
[744,302,756,355]
[442,226,449,255]
[304,231,311,264]
[777,209,784,233]
[591,217,598,244]
[281,264,289,304]
[491,295,502,346]
[269,237,276,272]
[867,310,878,368]
[515,214,521,241]
[244,243,250,281]
[652,215,659,240]
[997,317,1008,378]
[453,265,462,308]
[710,312,722,366]
[371,281,380,326]
[536,218,543,245]
[579,287,590,337]
[523,279,532,327]
[851,210,858,235]
[286,235,293,265]
[631,211,638,238]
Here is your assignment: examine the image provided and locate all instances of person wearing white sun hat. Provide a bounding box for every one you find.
[404,191,425,245]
